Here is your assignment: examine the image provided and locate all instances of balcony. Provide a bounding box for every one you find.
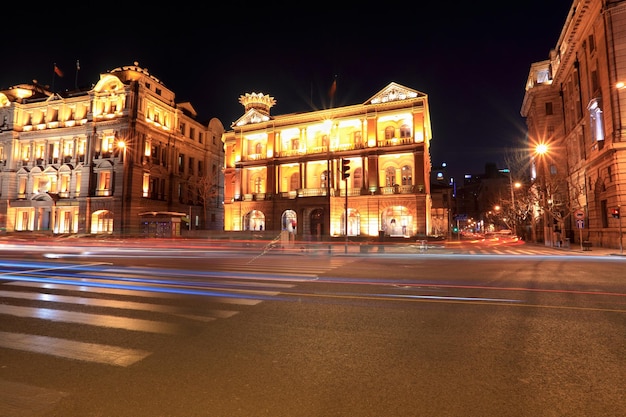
[380,185,420,195]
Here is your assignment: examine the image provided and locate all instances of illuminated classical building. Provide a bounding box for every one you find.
[522,0,626,249]
[0,62,224,236]
[221,82,436,240]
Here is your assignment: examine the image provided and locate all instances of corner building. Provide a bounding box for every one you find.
[221,82,434,240]
[522,0,626,249]
[0,63,225,236]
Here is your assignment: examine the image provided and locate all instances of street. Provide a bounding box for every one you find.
[0,242,625,417]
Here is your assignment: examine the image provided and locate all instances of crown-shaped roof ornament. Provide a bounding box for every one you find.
[239,92,276,114]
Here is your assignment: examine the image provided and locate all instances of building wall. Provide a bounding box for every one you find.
[221,83,434,240]
[522,0,626,249]
[0,63,224,236]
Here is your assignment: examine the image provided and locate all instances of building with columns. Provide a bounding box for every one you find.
[522,0,626,249]
[221,82,436,241]
[0,62,224,237]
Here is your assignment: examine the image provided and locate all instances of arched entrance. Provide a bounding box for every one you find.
[310,208,324,240]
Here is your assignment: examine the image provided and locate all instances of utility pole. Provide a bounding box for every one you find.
[341,158,351,254]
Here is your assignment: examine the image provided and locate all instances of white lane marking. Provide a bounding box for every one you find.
[0,331,150,367]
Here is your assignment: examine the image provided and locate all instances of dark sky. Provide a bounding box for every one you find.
[2,2,573,182]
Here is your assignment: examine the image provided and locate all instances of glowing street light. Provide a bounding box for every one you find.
[535,143,551,246]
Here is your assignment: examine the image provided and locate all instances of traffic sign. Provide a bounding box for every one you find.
[576,219,584,229]
[574,209,585,219]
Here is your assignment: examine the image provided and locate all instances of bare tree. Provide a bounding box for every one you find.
[196,175,218,229]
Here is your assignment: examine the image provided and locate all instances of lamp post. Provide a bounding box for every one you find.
[117,140,127,235]
[535,143,551,247]
[504,169,522,236]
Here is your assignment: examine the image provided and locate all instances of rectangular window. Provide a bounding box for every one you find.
[178,154,185,173]
[75,172,81,195]
[591,70,599,92]
[18,177,27,195]
[545,102,553,115]
[143,173,150,197]
[99,172,111,195]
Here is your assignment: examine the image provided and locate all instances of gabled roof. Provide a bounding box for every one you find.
[233,108,273,128]
[365,82,426,105]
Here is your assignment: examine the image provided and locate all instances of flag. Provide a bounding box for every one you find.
[328,78,337,98]
[54,64,64,77]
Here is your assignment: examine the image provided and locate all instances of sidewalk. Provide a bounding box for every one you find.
[528,241,626,257]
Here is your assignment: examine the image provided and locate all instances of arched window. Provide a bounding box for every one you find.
[255,142,263,154]
[400,124,411,138]
[353,167,363,189]
[385,167,396,187]
[588,98,604,142]
[254,176,263,193]
[385,126,395,139]
[282,210,297,232]
[321,170,329,189]
[401,165,412,185]
[244,209,265,231]
[289,172,300,191]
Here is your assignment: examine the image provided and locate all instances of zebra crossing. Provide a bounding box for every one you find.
[0,257,348,368]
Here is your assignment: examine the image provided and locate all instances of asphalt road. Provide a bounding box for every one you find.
[0,245,625,417]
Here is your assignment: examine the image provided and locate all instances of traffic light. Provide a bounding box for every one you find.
[341,158,351,179]
[611,207,620,219]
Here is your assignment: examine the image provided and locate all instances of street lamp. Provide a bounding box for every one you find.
[535,143,551,247]
[117,140,127,235]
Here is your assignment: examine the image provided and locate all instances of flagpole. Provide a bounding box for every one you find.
[52,63,56,92]
[75,60,80,89]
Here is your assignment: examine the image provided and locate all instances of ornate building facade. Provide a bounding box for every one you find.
[522,0,626,249]
[221,82,435,240]
[0,62,224,237]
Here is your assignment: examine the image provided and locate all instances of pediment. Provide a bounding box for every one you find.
[93,74,125,93]
[233,108,272,127]
[366,82,426,105]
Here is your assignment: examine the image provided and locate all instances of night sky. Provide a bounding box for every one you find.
[3,2,573,182]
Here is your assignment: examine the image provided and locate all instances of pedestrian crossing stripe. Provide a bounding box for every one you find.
[0,331,150,367]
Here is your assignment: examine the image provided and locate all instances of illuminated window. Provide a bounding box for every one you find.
[385,167,396,187]
[400,125,411,138]
[102,135,114,153]
[401,165,412,185]
[75,172,81,194]
[63,141,73,157]
[98,171,111,194]
[21,144,30,161]
[18,177,27,195]
[289,172,300,191]
[588,98,604,142]
[321,170,328,189]
[143,173,150,197]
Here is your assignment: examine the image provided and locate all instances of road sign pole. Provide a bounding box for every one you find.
[580,227,583,251]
